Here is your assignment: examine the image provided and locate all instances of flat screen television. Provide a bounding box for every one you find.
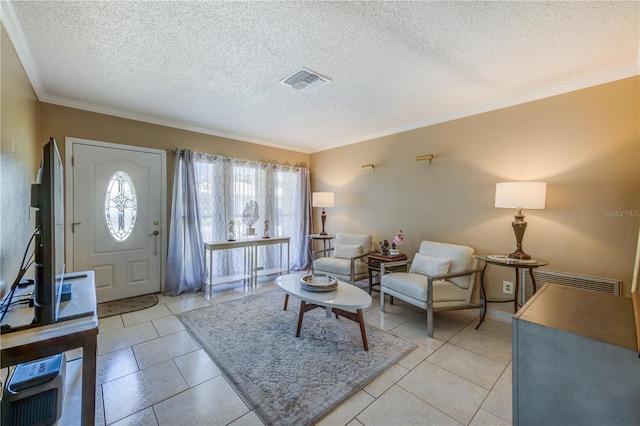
[32,137,65,325]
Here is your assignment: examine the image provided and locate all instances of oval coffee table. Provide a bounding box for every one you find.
[275,274,373,351]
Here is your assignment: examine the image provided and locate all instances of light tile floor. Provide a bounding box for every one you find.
[58,279,513,425]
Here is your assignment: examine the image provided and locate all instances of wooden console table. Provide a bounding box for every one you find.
[0,271,98,426]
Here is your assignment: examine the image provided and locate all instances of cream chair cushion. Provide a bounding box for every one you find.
[313,257,369,277]
[409,254,451,277]
[313,233,372,283]
[333,244,362,259]
[416,240,475,289]
[382,273,469,305]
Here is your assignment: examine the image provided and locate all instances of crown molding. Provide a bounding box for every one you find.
[1,0,45,97]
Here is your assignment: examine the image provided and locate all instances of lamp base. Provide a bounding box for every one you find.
[509,213,531,260]
[319,209,327,236]
[508,250,531,260]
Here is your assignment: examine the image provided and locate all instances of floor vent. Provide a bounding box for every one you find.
[280,68,331,92]
[521,269,620,303]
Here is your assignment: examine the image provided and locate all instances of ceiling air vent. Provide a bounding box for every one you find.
[280,68,331,92]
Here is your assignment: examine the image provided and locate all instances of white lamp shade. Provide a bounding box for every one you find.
[312,192,334,208]
[495,182,546,209]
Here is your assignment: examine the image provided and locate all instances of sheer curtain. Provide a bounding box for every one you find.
[193,152,310,284]
[165,149,204,295]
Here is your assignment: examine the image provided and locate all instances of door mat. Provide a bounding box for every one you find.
[97,293,159,318]
[177,290,417,425]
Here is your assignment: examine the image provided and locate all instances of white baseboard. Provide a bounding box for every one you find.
[483,307,514,323]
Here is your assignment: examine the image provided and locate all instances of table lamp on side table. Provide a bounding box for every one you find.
[312,192,334,235]
[495,182,546,260]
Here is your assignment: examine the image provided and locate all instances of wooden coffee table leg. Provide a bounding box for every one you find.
[332,307,369,351]
[296,300,306,336]
[357,309,369,351]
[283,294,289,310]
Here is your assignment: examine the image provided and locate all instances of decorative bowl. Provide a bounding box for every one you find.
[300,274,338,290]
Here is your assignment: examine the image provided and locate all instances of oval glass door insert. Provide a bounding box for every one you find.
[105,170,137,241]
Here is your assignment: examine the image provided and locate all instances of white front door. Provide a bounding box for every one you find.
[66,138,166,302]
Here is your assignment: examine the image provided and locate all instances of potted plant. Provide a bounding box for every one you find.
[390,230,403,256]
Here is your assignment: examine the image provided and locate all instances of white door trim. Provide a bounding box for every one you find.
[64,137,167,291]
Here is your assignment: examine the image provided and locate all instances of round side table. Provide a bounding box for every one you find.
[474,255,548,329]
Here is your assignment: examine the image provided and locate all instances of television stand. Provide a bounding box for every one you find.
[0,271,97,426]
[0,272,94,333]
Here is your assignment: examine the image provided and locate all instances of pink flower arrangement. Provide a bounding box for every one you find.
[392,230,404,248]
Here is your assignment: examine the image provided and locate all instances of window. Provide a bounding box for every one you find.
[104,170,137,241]
[193,154,307,280]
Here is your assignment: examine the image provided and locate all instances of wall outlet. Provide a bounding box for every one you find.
[503,281,514,295]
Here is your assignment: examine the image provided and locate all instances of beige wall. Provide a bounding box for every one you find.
[310,77,640,304]
[39,103,310,234]
[0,25,41,293]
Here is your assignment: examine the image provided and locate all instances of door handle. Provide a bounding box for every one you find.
[72,222,81,232]
[149,230,160,255]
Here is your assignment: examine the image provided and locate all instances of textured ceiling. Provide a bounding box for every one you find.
[3,1,639,153]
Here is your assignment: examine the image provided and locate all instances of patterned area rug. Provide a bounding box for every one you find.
[207,273,283,293]
[97,294,159,318]
[177,290,417,426]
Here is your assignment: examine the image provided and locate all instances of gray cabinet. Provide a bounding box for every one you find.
[513,284,640,425]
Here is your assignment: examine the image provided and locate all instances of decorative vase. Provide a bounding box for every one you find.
[389,249,400,256]
[380,240,390,255]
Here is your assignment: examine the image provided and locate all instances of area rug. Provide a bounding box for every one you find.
[97,293,159,318]
[207,273,283,293]
[177,290,417,426]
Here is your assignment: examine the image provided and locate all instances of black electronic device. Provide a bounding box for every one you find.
[17,279,34,289]
[0,139,93,334]
[1,353,66,426]
[0,138,66,333]
[31,137,66,326]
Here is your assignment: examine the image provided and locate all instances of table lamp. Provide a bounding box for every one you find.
[495,182,546,260]
[312,192,334,235]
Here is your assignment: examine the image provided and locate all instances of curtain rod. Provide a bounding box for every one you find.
[168,148,307,171]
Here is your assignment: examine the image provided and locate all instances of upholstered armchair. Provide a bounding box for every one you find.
[312,233,374,284]
[380,240,484,337]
